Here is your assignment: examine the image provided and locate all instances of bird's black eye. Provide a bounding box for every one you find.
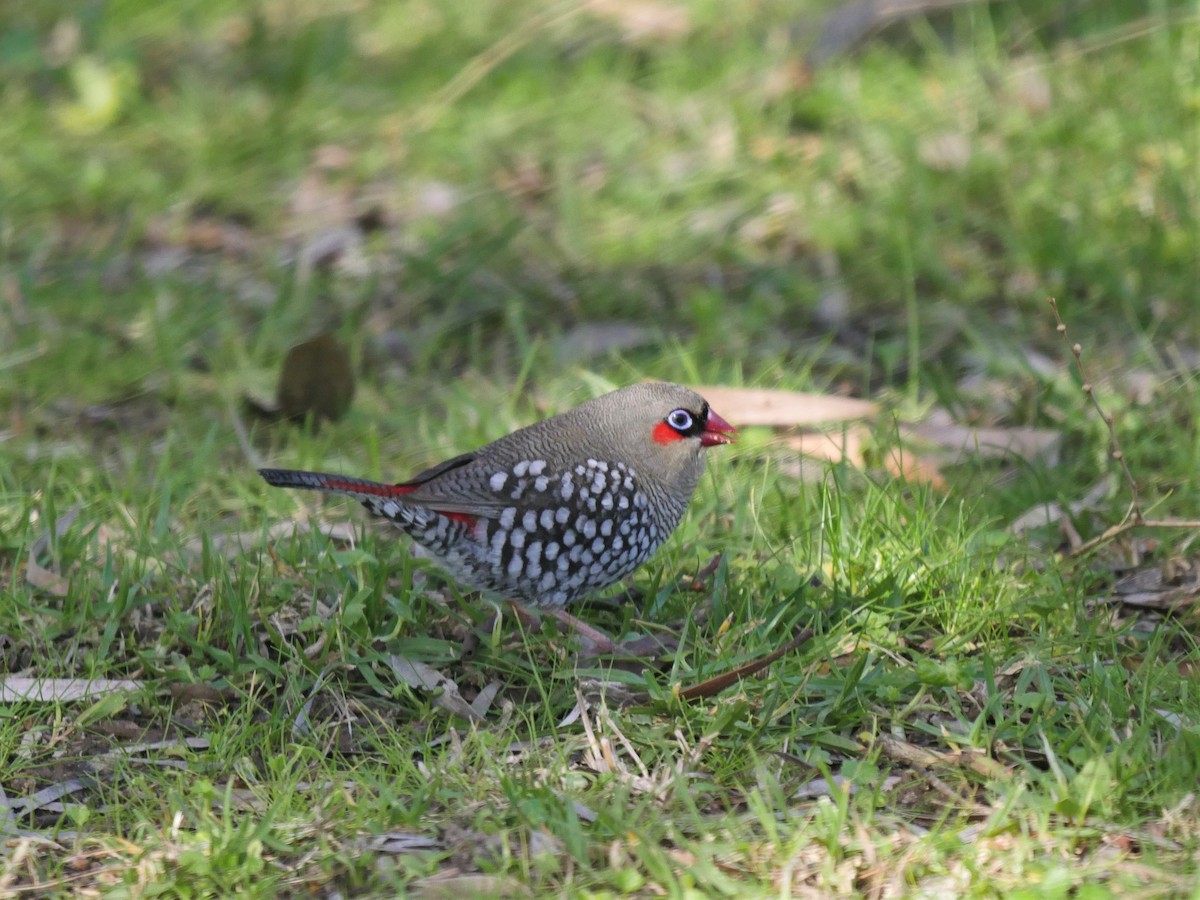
[666,408,695,432]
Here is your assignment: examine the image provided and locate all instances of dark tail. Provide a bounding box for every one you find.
[258,468,415,504]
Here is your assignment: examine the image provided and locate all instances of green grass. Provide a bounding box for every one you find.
[3,0,1200,895]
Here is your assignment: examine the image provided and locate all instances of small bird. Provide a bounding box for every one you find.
[259,382,736,628]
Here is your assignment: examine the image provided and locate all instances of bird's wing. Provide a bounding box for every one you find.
[398,443,578,519]
[392,450,508,516]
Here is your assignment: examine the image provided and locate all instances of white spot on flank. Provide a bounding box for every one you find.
[513,460,530,477]
[563,530,576,546]
[618,495,629,510]
[534,475,550,491]
[582,519,597,539]
[510,529,526,549]
[499,507,517,530]
[601,494,614,511]
[600,519,613,536]
[528,459,547,476]
[587,459,607,472]
[508,556,523,576]
[523,510,538,532]
[560,478,574,501]
[544,542,560,560]
[540,509,555,530]
[540,571,556,592]
[555,507,570,525]
[489,472,508,491]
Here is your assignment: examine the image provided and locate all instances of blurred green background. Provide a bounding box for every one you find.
[3,2,1200,894]
[3,0,1196,406]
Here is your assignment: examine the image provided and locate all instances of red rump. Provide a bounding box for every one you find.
[652,421,684,445]
[320,477,474,527]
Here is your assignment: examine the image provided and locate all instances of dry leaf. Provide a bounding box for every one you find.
[784,427,869,467]
[288,168,354,236]
[1009,478,1113,534]
[352,832,442,854]
[411,874,528,899]
[25,558,69,597]
[695,386,877,428]
[0,678,142,702]
[919,131,971,172]
[882,446,949,491]
[902,419,1061,465]
[276,333,356,424]
[1110,558,1200,610]
[387,656,483,721]
[587,0,691,44]
[1012,64,1052,115]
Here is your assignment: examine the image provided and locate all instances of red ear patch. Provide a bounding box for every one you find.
[653,422,684,445]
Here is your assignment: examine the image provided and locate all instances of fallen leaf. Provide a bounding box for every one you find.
[6,778,90,818]
[352,832,442,854]
[882,446,949,491]
[784,427,869,467]
[1110,557,1200,609]
[902,418,1061,465]
[919,131,972,172]
[276,333,356,424]
[1012,63,1053,115]
[25,558,69,597]
[587,0,691,44]
[695,386,877,427]
[0,678,142,702]
[387,656,483,721]
[1008,478,1113,534]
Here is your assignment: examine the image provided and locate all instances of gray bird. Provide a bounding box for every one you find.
[259,382,736,619]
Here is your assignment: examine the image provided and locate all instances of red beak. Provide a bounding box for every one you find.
[700,409,737,447]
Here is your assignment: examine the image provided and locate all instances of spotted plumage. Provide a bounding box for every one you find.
[259,382,736,608]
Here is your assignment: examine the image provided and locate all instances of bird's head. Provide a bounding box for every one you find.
[571,382,736,497]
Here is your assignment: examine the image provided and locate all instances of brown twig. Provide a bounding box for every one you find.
[675,627,813,701]
[1047,297,1200,556]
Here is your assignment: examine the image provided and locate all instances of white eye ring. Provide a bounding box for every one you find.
[667,409,694,431]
